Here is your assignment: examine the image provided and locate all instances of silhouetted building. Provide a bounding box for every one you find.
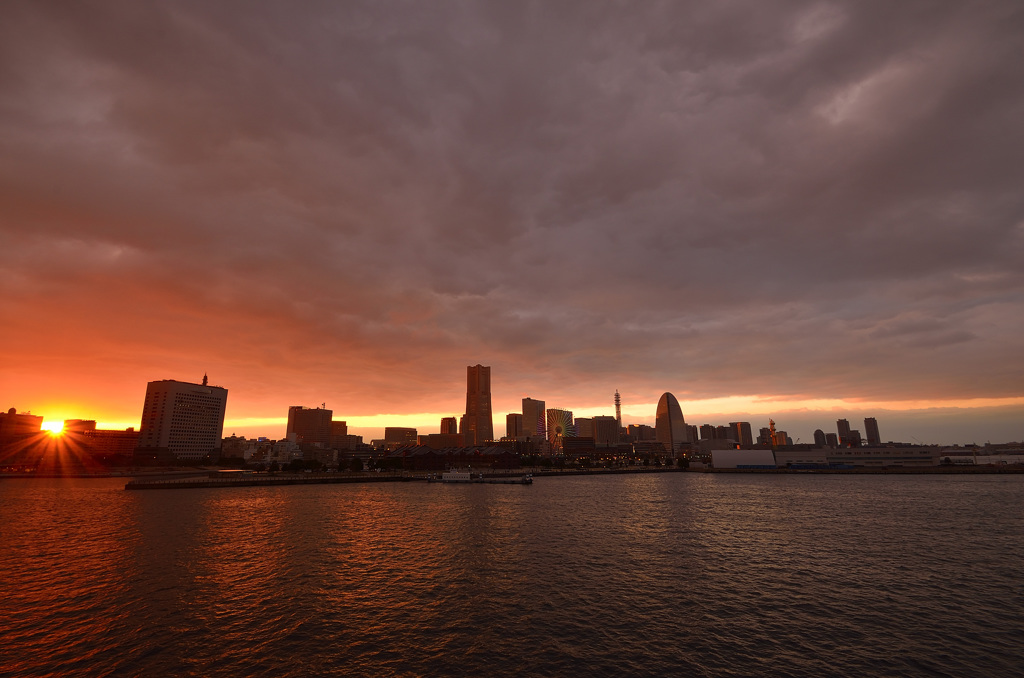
[593,416,619,445]
[136,377,228,461]
[385,427,418,445]
[716,425,731,439]
[0,408,42,436]
[655,392,688,455]
[0,409,45,466]
[330,420,349,449]
[813,429,827,447]
[628,424,655,441]
[333,434,363,451]
[287,405,333,447]
[700,424,716,440]
[385,445,521,472]
[837,418,852,446]
[421,433,464,449]
[70,426,139,460]
[758,427,772,446]
[563,436,596,458]
[729,422,753,447]
[462,365,493,445]
[825,432,839,448]
[506,413,524,438]
[62,419,137,459]
[522,398,546,438]
[440,417,458,435]
[575,417,594,438]
[865,417,881,446]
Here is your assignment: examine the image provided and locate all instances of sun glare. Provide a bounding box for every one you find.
[41,421,64,436]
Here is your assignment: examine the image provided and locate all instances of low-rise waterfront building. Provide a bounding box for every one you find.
[711,449,777,469]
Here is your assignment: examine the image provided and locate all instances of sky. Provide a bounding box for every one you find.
[1,1,1022,446]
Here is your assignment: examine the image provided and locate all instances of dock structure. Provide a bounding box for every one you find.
[427,472,533,484]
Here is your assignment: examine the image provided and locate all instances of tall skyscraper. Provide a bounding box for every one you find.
[864,417,881,446]
[522,397,546,438]
[655,392,688,455]
[836,418,852,446]
[506,413,524,438]
[137,377,228,460]
[813,429,827,447]
[287,405,333,447]
[463,364,493,445]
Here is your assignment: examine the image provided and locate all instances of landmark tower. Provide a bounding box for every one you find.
[462,364,493,445]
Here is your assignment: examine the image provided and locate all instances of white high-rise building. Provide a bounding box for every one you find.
[137,376,228,460]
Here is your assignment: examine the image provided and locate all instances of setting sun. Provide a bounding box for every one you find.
[41,421,64,436]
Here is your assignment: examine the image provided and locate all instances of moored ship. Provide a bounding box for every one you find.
[428,470,532,484]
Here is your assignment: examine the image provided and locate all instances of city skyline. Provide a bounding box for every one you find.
[1,3,1022,445]
[6,370,1021,448]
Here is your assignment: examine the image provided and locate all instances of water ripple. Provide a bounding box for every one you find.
[1,474,1022,676]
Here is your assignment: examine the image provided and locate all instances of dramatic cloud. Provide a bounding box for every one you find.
[2,1,1022,442]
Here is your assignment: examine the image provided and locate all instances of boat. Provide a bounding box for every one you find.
[427,470,533,485]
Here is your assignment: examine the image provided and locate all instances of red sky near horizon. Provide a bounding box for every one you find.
[1,2,1022,445]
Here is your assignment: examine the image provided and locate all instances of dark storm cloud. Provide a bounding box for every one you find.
[1,0,1022,421]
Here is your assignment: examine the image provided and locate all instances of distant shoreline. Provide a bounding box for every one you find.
[3,464,1022,487]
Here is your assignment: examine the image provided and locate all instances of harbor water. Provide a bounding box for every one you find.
[1,473,1022,676]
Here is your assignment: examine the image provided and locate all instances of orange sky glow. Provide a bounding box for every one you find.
[2,3,1022,447]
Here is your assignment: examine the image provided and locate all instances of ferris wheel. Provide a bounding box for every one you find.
[546,408,575,450]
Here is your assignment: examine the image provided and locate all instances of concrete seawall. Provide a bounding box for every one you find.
[125,473,413,490]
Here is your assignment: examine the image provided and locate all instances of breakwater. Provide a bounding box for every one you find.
[125,472,412,490]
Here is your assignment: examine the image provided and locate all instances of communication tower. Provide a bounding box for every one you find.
[614,390,621,428]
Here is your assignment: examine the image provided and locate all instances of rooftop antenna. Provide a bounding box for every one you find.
[202,373,208,386]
